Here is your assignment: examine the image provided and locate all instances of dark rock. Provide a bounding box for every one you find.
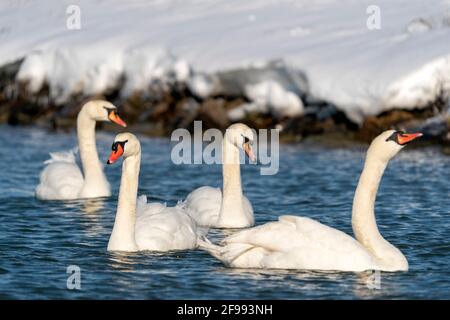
[196,98,230,130]
[357,107,441,142]
[216,60,309,98]
[1,56,450,154]
[283,103,357,138]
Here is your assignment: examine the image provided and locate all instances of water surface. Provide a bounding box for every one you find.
[0,126,448,299]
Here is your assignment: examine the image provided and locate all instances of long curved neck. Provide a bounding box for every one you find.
[77,109,109,196]
[352,153,407,270]
[217,138,244,226]
[107,152,140,251]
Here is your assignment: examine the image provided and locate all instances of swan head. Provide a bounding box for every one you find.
[82,100,127,127]
[106,132,140,165]
[368,130,422,162]
[225,123,256,161]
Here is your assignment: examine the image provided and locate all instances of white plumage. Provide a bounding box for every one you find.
[183,123,256,228]
[35,149,84,200]
[199,130,422,272]
[183,186,253,227]
[199,215,376,272]
[35,100,126,200]
[135,196,198,251]
[107,132,200,252]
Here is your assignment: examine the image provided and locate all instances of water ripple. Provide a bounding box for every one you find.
[0,126,448,299]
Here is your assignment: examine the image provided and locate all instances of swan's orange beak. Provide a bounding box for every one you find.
[107,144,124,165]
[398,132,423,145]
[109,111,127,127]
[243,142,256,162]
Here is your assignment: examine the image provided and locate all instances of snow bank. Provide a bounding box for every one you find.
[229,81,304,120]
[383,56,450,110]
[2,0,450,123]
[121,47,190,96]
[16,46,188,103]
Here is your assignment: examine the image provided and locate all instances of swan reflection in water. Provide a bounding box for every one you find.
[212,265,390,298]
[108,252,139,272]
[83,198,105,214]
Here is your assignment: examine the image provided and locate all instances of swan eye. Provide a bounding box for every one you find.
[242,134,251,144]
[104,107,121,118]
[111,140,128,151]
[386,131,422,145]
[103,106,114,115]
[104,106,122,118]
[386,131,401,144]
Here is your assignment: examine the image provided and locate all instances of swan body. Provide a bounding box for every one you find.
[107,132,198,252]
[134,196,198,251]
[183,186,253,227]
[35,100,126,200]
[183,123,255,228]
[35,149,84,200]
[199,130,422,272]
[200,216,377,272]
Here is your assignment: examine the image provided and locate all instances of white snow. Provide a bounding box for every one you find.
[383,56,450,111]
[187,73,218,99]
[1,0,450,123]
[121,47,184,97]
[241,81,304,118]
[16,52,47,94]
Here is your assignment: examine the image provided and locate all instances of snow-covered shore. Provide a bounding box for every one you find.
[1,0,450,124]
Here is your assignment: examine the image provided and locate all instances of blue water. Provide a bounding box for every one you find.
[0,125,448,299]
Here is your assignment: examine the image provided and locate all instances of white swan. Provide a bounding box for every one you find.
[106,132,198,252]
[35,100,127,200]
[182,123,256,228]
[199,130,422,272]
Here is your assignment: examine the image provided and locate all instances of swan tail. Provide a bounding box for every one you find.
[198,237,258,267]
[44,147,79,164]
[136,195,171,218]
[195,226,210,238]
[177,199,185,208]
[137,194,148,207]
[197,236,224,261]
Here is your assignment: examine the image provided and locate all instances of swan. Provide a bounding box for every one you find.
[182,123,256,228]
[106,132,198,252]
[35,100,127,200]
[199,130,422,272]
